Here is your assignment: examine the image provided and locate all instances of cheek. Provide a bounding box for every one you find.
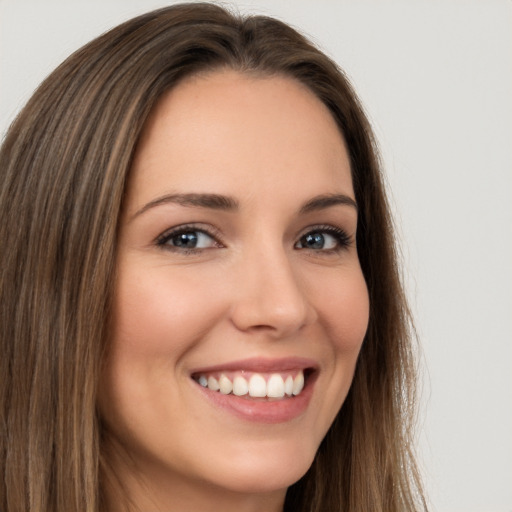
[313,267,370,353]
[298,265,369,443]
[111,263,227,359]
[99,262,230,446]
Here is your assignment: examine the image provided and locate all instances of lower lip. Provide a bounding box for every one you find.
[193,374,317,424]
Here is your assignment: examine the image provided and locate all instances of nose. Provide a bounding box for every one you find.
[229,247,317,338]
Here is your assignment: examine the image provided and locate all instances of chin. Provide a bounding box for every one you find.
[202,439,317,495]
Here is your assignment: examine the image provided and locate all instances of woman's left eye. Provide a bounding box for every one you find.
[295,227,351,252]
[157,227,219,251]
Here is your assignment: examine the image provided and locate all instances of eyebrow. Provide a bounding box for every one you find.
[132,193,239,219]
[299,193,358,214]
[131,191,357,220]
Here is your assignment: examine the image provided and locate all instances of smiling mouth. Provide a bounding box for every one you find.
[192,369,315,400]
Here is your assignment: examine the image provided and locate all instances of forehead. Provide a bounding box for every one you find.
[127,70,353,212]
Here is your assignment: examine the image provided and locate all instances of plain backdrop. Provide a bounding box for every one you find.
[1,1,511,511]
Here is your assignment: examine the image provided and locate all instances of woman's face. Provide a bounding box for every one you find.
[99,70,369,506]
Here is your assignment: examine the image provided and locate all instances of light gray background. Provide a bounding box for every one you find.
[1,1,511,511]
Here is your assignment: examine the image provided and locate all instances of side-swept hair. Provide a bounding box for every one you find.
[0,3,426,511]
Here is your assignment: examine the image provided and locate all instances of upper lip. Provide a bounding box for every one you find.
[190,356,318,375]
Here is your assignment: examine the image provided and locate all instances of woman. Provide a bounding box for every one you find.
[0,3,427,511]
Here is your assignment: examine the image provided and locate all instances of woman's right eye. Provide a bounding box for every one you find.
[156,227,220,252]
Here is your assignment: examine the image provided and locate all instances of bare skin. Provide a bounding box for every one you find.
[99,70,369,512]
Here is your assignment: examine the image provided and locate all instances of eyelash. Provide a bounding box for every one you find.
[155,223,352,254]
[155,224,224,254]
[296,225,352,254]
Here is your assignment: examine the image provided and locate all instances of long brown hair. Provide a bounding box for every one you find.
[0,3,427,511]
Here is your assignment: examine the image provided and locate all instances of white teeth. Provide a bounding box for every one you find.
[248,374,267,397]
[219,374,233,394]
[284,375,293,396]
[207,376,219,391]
[267,374,285,398]
[292,372,304,395]
[233,375,249,396]
[196,370,306,398]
